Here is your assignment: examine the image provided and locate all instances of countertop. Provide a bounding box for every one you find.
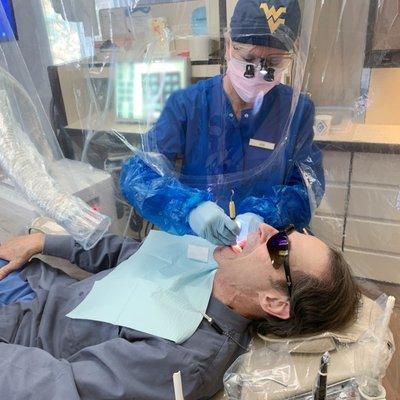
[314,124,400,153]
[65,117,400,154]
[65,114,148,136]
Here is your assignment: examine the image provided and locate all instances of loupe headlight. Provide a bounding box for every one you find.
[244,64,255,79]
[260,59,275,82]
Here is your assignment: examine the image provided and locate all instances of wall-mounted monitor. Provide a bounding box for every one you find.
[115,58,190,123]
[0,0,17,41]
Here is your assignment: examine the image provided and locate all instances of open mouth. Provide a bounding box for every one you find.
[231,239,247,254]
[229,228,264,255]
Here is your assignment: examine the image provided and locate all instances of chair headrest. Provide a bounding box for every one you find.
[257,295,392,354]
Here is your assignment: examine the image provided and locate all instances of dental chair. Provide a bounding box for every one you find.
[29,218,394,400]
[212,295,394,400]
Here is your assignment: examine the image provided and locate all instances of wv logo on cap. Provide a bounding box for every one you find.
[260,3,287,33]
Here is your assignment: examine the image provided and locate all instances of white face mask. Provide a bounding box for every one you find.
[226,47,283,103]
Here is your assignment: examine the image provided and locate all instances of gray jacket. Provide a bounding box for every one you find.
[0,234,251,400]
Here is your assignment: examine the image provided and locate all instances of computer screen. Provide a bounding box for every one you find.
[115,58,190,123]
[0,0,17,41]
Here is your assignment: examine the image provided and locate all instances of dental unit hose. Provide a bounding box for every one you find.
[0,65,111,249]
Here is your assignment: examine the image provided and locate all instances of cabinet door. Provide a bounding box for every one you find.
[205,0,221,37]
[315,151,350,216]
[345,249,400,284]
[310,215,344,247]
[345,152,400,283]
[352,153,400,186]
[345,219,400,254]
[317,184,347,216]
[322,151,351,183]
[311,151,349,245]
[226,0,238,28]
[345,217,400,283]
[348,185,400,221]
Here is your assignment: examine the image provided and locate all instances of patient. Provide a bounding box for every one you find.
[0,224,360,400]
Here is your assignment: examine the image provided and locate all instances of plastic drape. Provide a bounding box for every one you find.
[224,295,395,400]
[120,0,325,238]
[0,88,110,249]
[0,3,112,248]
[22,0,325,241]
[0,0,398,397]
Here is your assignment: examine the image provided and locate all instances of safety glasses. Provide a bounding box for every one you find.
[266,225,295,297]
[231,54,293,82]
[231,48,294,71]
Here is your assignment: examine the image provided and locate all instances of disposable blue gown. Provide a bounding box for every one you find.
[121,76,325,235]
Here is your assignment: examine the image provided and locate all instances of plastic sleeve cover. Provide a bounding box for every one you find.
[120,155,212,236]
[238,99,325,230]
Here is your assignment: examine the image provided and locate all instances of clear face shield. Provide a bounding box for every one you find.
[119,0,324,239]
[1,0,319,241]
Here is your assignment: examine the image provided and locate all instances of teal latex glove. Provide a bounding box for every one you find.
[189,201,240,245]
[236,213,264,241]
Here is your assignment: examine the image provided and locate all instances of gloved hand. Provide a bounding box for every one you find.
[189,201,240,245]
[236,213,264,241]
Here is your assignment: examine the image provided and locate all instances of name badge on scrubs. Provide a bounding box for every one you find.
[249,139,275,151]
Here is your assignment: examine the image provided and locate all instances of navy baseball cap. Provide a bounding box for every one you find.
[230,0,301,51]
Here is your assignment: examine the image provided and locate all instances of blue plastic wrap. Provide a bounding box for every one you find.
[120,155,212,236]
[121,82,325,233]
[238,184,312,230]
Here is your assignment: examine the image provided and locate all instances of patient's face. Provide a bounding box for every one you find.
[213,224,330,286]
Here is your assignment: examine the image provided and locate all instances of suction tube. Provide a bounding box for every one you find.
[0,90,110,249]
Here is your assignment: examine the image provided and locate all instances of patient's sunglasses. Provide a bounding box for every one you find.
[266,225,295,298]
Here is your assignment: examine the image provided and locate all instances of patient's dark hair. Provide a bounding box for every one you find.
[257,248,361,337]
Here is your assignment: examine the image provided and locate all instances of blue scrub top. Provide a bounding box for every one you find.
[121,75,325,234]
